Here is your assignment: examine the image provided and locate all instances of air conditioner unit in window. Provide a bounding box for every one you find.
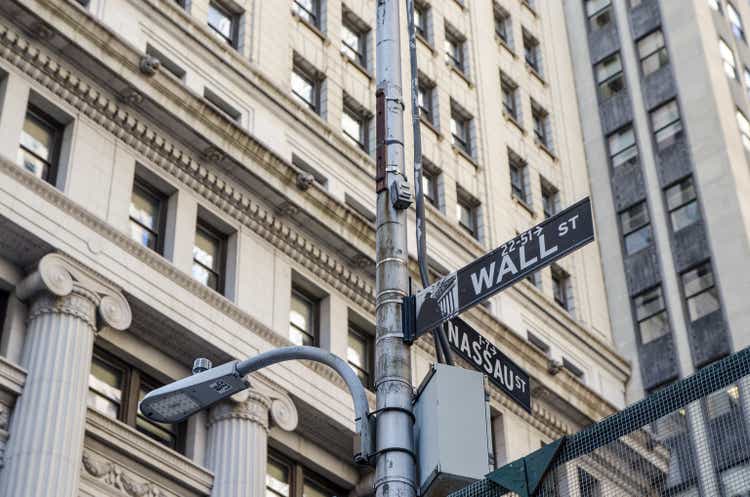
[595,10,611,28]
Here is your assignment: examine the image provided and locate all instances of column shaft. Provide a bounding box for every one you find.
[0,292,97,497]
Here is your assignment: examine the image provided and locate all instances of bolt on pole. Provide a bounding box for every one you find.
[374,0,416,497]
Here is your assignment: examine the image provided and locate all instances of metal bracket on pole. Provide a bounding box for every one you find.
[402,295,417,344]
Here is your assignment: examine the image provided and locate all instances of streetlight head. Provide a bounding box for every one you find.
[139,360,249,423]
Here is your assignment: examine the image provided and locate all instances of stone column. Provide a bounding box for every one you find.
[0,253,131,497]
[685,400,720,496]
[205,385,298,497]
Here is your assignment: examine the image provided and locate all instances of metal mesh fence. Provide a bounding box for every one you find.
[451,347,750,497]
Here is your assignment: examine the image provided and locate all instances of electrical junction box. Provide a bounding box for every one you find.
[413,364,494,497]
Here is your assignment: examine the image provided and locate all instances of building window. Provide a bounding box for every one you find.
[508,150,528,204]
[637,30,669,77]
[494,4,513,48]
[414,1,430,42]
[634,286,670,344]
[17,105,62,184]
[501,72,520,122]
[267,451,343,497]
[578,468,601,497]
[456,191,479,239]
[422,162,440,208]
[523,29,542,76]
[727,3,746,41]
[418,75,436,126]
[532,100,553,151]
[665,176,700,232]
[88,348,184,451]
[291,61,320,114]
[708,0,722,13]
[650,99,683,150]
[608,126,638,168]
[146,45,186,80]
[192,220,226,293]
[342,10,368,68]
[450,103,472,156]
[207,1,238,47]
[444,25,466,74]
[595,52,625,99]
[0,290,8,345]
[541,179,559,219]
[290,288,318,346]
[744,67,750,94]
[737,109,750,150]
[293,0,321,28]
[681,261,720,322]
[204,88,242,122]
[551,265,571,311]
[563,358,585,381]
[720,38,738,79]
[585,0,613,31]
[348,325,374,389]
[527,331,550,354]
[620,202,652,255]
[129,178,166,253]
[342,96,370,152]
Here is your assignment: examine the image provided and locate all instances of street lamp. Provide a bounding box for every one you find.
[139,345,375,465]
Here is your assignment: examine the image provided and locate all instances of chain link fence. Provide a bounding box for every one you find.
[451,347,750,497]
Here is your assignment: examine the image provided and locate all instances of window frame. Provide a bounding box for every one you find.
[633,286,670,345]
[450,104,472,156]
[681,261,721,322]
[293,0,321,29]
[637,29,669,77]
[267,449,344,497]
[608,125,639,168]
[595,52,625,99]
[342,97,370,152]
[551,264,570,310]
[665,176,700,233]
[531,100,551,149]
[289,287,319,347]
[207,0,239,48]
[417,76,436,125]
[444,26,466,74]
[414,1,430,42]
[620,201,653,255]
[523,29,542,75]
[541,179,558,219]
[291,63,320,114]
[422,162,440,208]
[18,104,63,184]
[494,4,513,48]
[500,72,520,122]
[508,151,528,204]
[129,178,168,254]
[650,99,683,150]
[456,188,479,238]
[341,12,368,69]
[719,37,738,80]
[192,219,227,294]
[347,324,374,390]
[727,2,746,42]
[585,0,613,31]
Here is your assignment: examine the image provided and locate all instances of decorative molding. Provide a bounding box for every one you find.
[295,171,315,191]
[139,55,160,76]
[119,88,144,106]
[15,253,132,331]
[208,389,272,430]
[82,449,175,497]
[252,380,299,432]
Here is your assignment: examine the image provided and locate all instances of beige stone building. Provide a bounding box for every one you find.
[0,0,629,496]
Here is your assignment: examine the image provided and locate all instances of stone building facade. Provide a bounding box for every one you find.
[0,1,629,496]
[564,0,750,494]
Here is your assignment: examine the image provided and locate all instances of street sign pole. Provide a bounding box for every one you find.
[374,2,416,497]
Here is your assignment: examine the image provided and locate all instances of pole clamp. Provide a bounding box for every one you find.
[402,295,417,344]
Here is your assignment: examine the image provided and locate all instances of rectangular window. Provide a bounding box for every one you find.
[17,105,62,184]
[720,38,738,79]
[291,62,320,114]
[665,176,700,232]
[293,0,321,28]
[0,290,8,343]
[508,150,528,204]
[207,1,238,47]
[266,457,291,497]
[494,4,513,48]
[348,325,374,389]
[501,73,520,122]
[586,0,613,30]
[709,0,722,12]
[563,358,585,380]
[531,100,553,151]
[444,25,466,74]
[204,88,242,122]
[342,10,368,68]
[682,261,720,322]
[650,99,683,150]
[129,178,166,254]
[450,103,473,156]
[608,126,638,168]
[192,220,226,294]
[620,201,652,255]
[146,45,186,80]
[88,348,184,451]
[634,286,670,344]
[541,179,559,219]
[527,331,550,354]
[267,451,343,497]
[417,75,436,126]
[737,109,750,150]
[422,162,440,208]
[523,29,542,75]
[638,30,669,76]
[414,1,430,41]
[727,3,746,41]
[551,265,571,310]
[342,103,369,152]
[595,52,625,99]
[290,288,318,346]
[456,188,479,239]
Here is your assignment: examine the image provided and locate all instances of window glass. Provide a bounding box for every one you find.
[267,459,291,497]
[303,479,333,497]
[727,3,745,40]
[634,287,670,344]
[18,107,60,182]
[88,356,123,419]
[290,290,316,346]
[523,30,542,74]
[552,266,569,309]
[423,169,438,206]
[651,100,683,148]
[494,6,512,46]
[542,182,558,219]
[609,127,638,167]
[585,0,611,16]
[666,177,700,232]
[456,199,477,236]
[682,262,720,321]
[207,2,235,45]
[129,181,163,252]
[720,38,737,79]
[635,287,664,321]
[342,105,365,149]
[418,80,433,123]
[292,68,316,111]
[294,0,319,27]
[342,20,365,67]
[595,53,622,83]
[347,327,372,388]
[736,109,750,150]
[708,0,721,12]
[509,158,527,202]
[450,111,471,154]
[415,3,428,39]
[638,30,669,76]
[193,224,223,291]
[444,31,464,72]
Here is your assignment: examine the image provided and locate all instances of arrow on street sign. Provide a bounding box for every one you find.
[403,197,594,340]
[446,317,531,412]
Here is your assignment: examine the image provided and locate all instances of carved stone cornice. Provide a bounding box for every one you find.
[0,21,376,313]
[82,449,176,497]
[15,253,132,331]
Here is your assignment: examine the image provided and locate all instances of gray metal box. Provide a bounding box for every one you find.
[413,364,493,497]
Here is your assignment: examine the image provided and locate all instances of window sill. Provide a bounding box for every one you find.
[342,53,374,80]
[503,112,525,134]
[291,10,328,44]
[447,62,474,88]
[420,115,443,140]
[512,195,535,217]
[527,65,547,86]
[495,35,516,58]
[452,145,479,168]
[536,140,557,161]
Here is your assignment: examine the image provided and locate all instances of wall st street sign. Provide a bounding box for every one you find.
[447,317,531,412]
[404,197,595,339]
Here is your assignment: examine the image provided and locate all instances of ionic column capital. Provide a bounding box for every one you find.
[208,389,273,430]
[16,253,131,331]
